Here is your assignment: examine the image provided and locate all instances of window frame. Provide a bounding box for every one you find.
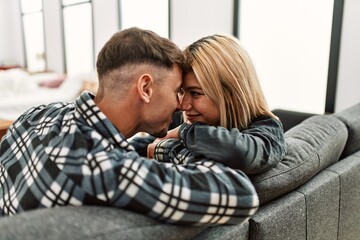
[19,0,47,72]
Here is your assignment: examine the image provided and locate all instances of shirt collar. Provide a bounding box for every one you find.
[75,91,134,151]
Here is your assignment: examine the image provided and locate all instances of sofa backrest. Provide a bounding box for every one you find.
[250,115,348,205]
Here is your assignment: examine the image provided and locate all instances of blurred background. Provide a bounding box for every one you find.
[0,0,359,123]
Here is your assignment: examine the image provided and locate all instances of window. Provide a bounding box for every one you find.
[119,0,169,38]
[238,0,334,114]
[20,0,46,72]
[62,0,94,76]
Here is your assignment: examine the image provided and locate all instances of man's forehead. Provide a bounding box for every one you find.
[170,65,183,88]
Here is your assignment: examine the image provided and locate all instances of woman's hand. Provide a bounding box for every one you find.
[163,126,180,139]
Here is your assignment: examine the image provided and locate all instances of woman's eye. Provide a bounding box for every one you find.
[190,91,202,97]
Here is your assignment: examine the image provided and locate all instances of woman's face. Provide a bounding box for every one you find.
[179,72,220,126]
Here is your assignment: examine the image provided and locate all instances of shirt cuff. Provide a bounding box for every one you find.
[154,138,178,162]
[154,138,193,165]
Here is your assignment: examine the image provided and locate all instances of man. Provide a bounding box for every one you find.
[0,27,258,225]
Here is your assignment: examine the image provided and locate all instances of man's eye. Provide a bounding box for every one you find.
[176,88,185,100]
[177,88,185,95]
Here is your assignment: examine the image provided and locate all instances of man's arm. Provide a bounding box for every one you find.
[108,155,259,225]
[0,133,258,225]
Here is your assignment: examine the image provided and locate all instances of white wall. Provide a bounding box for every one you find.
[93,0,119,59]
[335,0,360,112]
[120,0,169,38]
[43,0,64,73]
[171,0,233,49]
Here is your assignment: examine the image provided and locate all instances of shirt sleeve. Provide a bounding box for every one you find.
[178,116,286,174]
[153,138,193,164]
[129,135,156,157]
[90,149,259,226]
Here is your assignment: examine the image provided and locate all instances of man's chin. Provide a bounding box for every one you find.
[151,129,168,138]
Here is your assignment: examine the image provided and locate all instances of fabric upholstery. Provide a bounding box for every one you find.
[249,191,306,240]
[326,150,360,240]
[250,115,348,204]
[193,221,248,240]
[0,206,204,240]
[296,170,340,240]
[335,102,360,158]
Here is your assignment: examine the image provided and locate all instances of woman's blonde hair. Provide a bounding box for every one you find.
[183,34,277,130]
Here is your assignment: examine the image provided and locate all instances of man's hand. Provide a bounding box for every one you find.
[147,140,159,158]
[147,126,181,158]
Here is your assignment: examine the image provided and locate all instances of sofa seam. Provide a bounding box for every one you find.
[323,169,341,240]
[294,190,308,239]
[296,169,341,240]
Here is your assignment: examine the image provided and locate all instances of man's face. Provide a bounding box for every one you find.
[143,65,182,138]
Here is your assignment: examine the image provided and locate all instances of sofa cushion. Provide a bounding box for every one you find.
[250,115,348,205]
[335,102,360,158]
[0,206,205,240]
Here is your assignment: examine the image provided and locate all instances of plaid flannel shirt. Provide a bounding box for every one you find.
[154,138,193,165]
[0,91,258,225]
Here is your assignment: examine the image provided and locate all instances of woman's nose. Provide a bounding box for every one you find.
[180,96,192,111]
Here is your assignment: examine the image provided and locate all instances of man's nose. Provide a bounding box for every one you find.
[176,98,182,111]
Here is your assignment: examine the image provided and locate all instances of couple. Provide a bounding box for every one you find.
[0,27,285,225]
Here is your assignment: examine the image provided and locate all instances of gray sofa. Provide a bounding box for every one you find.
[1,102,359,240]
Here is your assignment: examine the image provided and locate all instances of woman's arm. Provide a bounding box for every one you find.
[179,116,286,174]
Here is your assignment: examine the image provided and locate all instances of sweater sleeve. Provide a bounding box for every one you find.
[179,116,286,174]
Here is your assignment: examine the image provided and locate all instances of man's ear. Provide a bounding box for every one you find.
[137,74,153,103]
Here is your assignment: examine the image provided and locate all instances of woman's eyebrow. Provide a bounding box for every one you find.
[184,86,203,91]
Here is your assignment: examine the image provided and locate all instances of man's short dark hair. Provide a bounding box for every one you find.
[96,27,184,79]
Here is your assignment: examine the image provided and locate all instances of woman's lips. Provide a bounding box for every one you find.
[185,114,200,122]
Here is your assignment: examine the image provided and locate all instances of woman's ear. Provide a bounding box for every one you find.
[137,74,153,103]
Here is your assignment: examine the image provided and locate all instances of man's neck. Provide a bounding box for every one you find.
[95,96,141,139]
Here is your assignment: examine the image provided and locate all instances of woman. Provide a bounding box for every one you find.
[147,34,286,174]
